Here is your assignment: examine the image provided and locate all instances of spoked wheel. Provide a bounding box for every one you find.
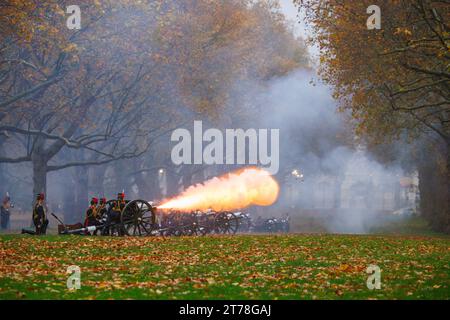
[108,224,124,236]
[207,211,223,234]
[215,211,240,234]
[240,216,252,233]
[90,205,108,236]
[120,200,156,236]
[196,213,213,236]
[184,212,201,236]
[195,220,209,236]
[164,226,184,237]
[159,212,177,237]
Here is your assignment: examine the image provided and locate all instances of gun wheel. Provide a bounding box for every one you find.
[120,200,156,236]
[215,211,239,234]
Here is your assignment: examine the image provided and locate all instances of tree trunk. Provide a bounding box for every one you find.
[90,166,107,197]
[0,141,6,198]
[443,142,450,233]
[32,158,47,198]
[134,171,150,199]
[63,172,76,224]
[114,160,133,197]
[74,166,89,223]
[31,138,48,210]
[394,181,401,210]
[418,143,450,234]
[181,165,194,189]
[148,171,162,200]
[166,168,180,198]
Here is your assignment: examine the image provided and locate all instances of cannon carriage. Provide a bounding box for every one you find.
[57,199,157,236]
[156,209,243,236]
[252,216,290,233]
[55,195,257,237]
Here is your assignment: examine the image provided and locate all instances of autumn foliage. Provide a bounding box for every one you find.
[296,0,450,233]
[0,0,307,218]
[0,234,448,299]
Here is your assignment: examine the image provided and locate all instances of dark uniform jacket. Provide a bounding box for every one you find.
[0,205,10,229]
[33,202,48,234]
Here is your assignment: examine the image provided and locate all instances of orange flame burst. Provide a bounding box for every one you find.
[158,167,279,211]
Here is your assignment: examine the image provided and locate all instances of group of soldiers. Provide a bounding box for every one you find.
[83,192,127,235]
[29,192,127,235]
[84,196,107,234]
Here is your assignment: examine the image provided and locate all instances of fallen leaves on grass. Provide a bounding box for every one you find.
[0,234,448,299]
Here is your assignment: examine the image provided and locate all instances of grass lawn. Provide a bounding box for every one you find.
[0,233,449,299]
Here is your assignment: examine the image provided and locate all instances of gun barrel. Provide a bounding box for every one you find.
[61,225,98,235]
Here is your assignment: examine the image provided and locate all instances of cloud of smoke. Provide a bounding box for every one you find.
[249,70,410,233]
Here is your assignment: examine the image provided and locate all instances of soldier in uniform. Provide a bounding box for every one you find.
[116,192,126,209]
[33,193,48,235]
[84,197,100,235]
[0,194,12,230]
[102,193,126,235]
[97,197,108,220]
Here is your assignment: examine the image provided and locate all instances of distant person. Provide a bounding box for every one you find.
[33,193,48,235]
[0,194,12,230]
